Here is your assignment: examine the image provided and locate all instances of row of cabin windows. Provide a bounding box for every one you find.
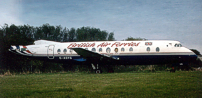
[57,47,134,54]
[57,49,67,53]
[147,47,160,52]
[96,47,133,53]
[83,47,133,53]
[57,47,161,54]
[57,49,72,54]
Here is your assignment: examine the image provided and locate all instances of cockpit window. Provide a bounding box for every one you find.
[174,44,182,47]
[175,44,177,47]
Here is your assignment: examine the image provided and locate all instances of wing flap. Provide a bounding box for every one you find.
[70,48,118,61]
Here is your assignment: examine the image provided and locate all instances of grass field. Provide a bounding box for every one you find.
[0,71,202,98]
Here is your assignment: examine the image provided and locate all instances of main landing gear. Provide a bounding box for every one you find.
[91,64,102,73]
[91,64,115,73]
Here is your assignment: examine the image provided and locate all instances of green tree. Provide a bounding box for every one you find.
[124,37,146,41]
[34,24,63,41]
[76,27,86,41]
[60,27,69,42]
[0,24,34,72]
[75,27,114,41]
[108,32,115,41]
[68,28,76,42]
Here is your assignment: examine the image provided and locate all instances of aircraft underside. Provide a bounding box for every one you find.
[31,54,197,65]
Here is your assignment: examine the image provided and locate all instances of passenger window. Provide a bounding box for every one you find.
[92,48,96,52]
[70,49,73,54]
[63,49,67,54]
[121,47,125,52]
[106,47,111,53]
[129,47,133,52]
[156,47,160,52]
[114,48,118,53]
[147,47,150,52]
[57,49,61,54]
[99,48,102,52]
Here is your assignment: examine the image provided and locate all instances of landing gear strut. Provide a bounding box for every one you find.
[91,64,102,73]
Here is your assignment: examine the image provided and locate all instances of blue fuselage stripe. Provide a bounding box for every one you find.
[31,54,197,65]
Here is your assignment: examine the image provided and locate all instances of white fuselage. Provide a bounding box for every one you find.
[9,40,197,65]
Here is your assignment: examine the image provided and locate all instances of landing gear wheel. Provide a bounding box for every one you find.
[95,69,102,74]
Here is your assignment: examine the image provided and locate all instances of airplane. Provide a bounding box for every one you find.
[9,40,197,73]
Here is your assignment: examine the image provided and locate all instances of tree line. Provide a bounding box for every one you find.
[0,24,115,73]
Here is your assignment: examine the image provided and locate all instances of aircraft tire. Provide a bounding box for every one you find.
[95,69,102,74]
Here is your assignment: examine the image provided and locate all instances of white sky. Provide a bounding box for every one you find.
[0,0,202,53]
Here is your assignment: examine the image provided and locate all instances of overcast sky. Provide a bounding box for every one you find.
[0,0,202,53]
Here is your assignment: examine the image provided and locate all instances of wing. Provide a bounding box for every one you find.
[71,48,119,62]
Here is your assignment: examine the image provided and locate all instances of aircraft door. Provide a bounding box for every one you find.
[47,45,55,59]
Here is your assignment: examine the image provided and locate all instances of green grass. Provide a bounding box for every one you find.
[0,71,202,98]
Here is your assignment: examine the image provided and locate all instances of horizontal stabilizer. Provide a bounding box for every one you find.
[34,40,60,45]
